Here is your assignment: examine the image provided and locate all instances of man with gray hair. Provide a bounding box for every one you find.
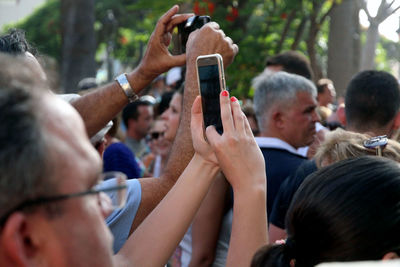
[253,71,318,219]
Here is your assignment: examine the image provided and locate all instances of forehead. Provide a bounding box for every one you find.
[171,93,182,106]
[24,52,47,82]
[138,104,153,114]
[42,94,102,189]
[291,91,317,109]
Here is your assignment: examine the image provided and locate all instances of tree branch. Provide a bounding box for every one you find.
[275,9,297,54]
[319,1,337,25]
[360,0,373,21]
[388,4,400,16]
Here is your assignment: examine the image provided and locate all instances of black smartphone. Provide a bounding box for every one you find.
[196,53,226,135]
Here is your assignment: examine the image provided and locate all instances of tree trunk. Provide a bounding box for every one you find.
[360,22,379,70]
[291,17,307,51]
[306,21,321,82]
[327,0,361,97]
[60,0,96,93]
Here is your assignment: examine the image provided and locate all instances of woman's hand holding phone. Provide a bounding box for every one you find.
[203,90,268,267]
[190,95,218,167]
[205,90,266,192]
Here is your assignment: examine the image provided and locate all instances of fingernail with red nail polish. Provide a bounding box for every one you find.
[221,90,229,97]
[231,96,238,102]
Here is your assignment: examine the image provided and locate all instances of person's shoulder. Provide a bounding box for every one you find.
[288,160,317,185]
[261,147,307,161]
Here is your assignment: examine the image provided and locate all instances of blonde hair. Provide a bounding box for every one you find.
[315,128,400,168]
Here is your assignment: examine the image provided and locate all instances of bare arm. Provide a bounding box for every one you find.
[189,173,229,267]
[206,91,268,267]
[115,90,222,266]
[131,19,238,231]
[116,155,219,267]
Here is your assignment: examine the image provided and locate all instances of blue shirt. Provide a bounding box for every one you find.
[104,178,142,253]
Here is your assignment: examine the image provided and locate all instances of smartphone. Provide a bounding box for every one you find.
[196,53,226,135]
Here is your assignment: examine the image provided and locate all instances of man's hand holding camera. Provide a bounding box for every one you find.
[131,5,193,87]
[186,22,238,69]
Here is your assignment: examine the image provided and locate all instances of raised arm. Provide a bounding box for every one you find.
[189,173,229,267]
[206,91,268,267]
[70,5,192,137]
[115,94,221,266]
[132,19,238,230]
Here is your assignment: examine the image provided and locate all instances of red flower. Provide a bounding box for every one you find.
[194,1,200,14]
[120,36,128,45]
[208,2,215,15]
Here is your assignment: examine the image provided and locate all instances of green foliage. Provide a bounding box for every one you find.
[2,0,61,61]
[376,37,400,73]
[4,0,395,98]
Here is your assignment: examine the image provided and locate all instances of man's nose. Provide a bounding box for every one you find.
[311,110,320,122]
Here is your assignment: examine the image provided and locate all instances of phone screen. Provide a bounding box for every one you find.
[198,64,223,134]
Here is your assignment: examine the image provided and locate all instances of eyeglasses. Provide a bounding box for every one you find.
[363,135,388,156]
[0,171,127,226]
[150,131,164,140]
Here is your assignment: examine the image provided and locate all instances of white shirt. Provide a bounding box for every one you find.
[255,137,302,156]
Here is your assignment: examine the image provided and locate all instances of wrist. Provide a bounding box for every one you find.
[115,73,139,103]
[232,176,266,196]
[126,66,155,95]
[192,153,219,172]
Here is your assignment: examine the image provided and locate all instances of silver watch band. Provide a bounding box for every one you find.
[115,73,139,103]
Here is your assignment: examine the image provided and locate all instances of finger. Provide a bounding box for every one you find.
[155,5,179,36]
[206,21,220,30]
[191,95,202,116]
[205,124,221,147]
[230,96,246,135]
[220,90,234,134]
[233,43,239,55]
[191,96,206,142]
[243,112,254,137]
[166,13,195,32]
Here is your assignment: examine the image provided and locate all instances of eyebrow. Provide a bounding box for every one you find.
[304,105,316,113]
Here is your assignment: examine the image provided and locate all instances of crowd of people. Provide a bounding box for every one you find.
[0,4,400,267]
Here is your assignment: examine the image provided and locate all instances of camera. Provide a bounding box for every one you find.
[178,15,211,53]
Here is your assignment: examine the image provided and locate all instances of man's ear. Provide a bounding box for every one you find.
[382,252,399,260]
[1,213,31,266]
[392,111,400,130]
[272,110,284,129]
[1,213,40,266]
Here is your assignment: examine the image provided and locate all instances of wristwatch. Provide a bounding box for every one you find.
[115,73,139,103]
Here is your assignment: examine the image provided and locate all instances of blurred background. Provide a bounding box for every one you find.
[0,0,399,98]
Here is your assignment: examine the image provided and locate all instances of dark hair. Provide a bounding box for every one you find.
[253,156,400,267]
[316,78,333,94]
[156,92,174,117]
[265,51,313,81]
[122,100,152,127]
[345,70,400,132]
[0,28,37,55]
[0,53,52,223]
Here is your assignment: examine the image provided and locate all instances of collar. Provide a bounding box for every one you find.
[255,137,302,156]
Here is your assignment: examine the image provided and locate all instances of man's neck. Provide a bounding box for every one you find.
[126,129,142,142]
